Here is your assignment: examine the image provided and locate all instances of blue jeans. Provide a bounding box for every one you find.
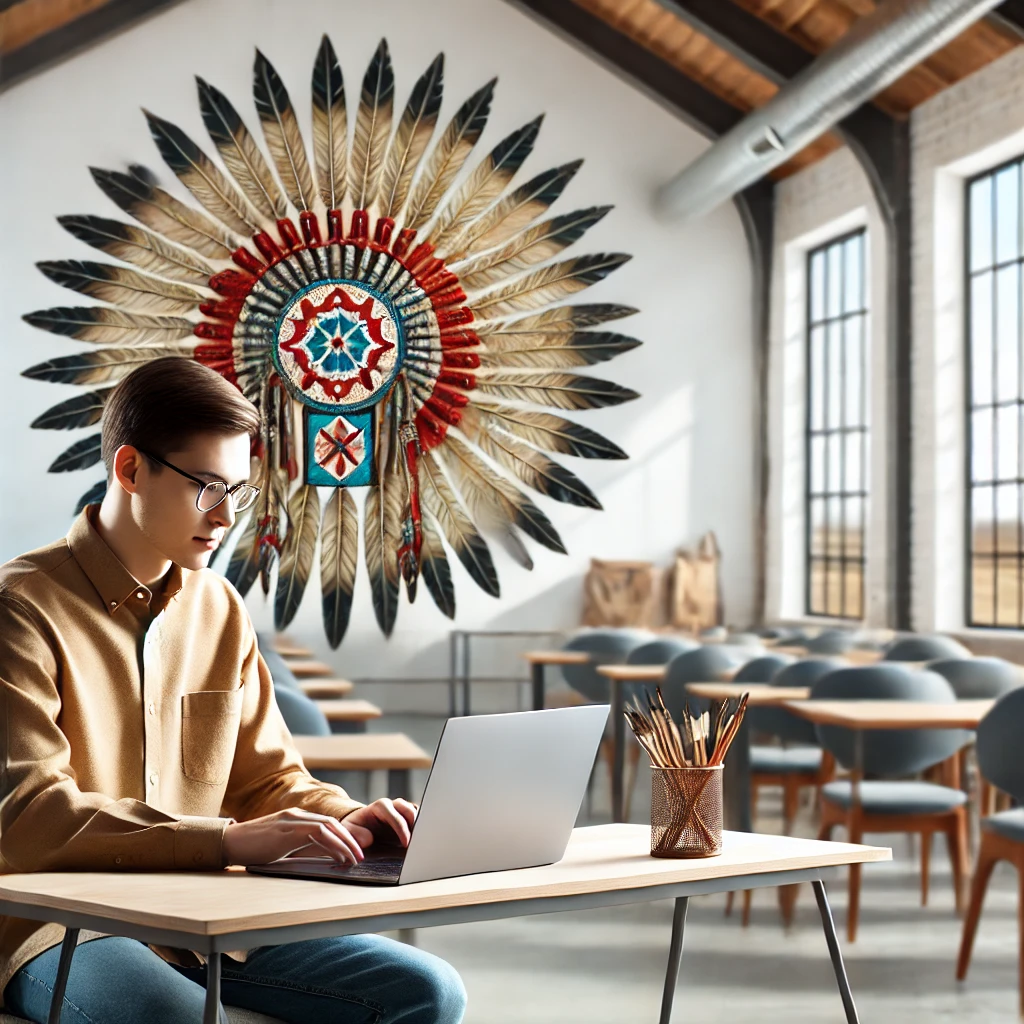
[5,934,467,1023]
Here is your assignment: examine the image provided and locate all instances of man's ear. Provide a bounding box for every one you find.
[112,445,144,495]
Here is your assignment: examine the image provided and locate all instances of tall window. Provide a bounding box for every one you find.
[806,230,868,619]
[967,156,1024,628]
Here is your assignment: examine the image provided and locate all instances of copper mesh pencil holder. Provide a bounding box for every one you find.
[650,764,723,858]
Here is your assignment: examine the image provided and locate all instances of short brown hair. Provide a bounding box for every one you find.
[101,357,261,474]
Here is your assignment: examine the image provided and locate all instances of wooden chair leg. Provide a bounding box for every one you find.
[847,815,863,944]
[921,829,931,907]
[783,777,800,834]
[778,883,800,926]
[946,809,970,916]
[741,889,752,927]
[724,891,734,917]
[956,834,1000,981]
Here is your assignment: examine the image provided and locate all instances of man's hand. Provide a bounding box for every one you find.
[340,798,417,850]
[222,807,367,866]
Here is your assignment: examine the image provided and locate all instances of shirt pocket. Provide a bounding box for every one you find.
[181,687,244,785]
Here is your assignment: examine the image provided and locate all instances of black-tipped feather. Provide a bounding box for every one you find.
[23,306,194,345]
[472,402,627,459]
[32,388,112,430]
[311,34,347,209]
[478,330,642,369]
[49,433,102,473]
[275,484,320,630]
[348,38,395,212]
[37,259,206,314]
[474,302,639,336]
[22,347,188,385]
[321,487,358,649]
[474,371,639,410]
[225,514,260,598]
[420,512,455,618]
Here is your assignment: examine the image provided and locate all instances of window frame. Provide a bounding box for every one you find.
[804,227,869,620]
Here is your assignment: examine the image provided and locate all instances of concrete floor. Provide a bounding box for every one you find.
[351,713,1020,1024]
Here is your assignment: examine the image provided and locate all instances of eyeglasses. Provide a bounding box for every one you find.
[139,450,261,513]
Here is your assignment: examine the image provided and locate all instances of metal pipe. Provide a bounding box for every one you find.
[657,0,1004,218]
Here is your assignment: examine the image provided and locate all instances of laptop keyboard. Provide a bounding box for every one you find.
[332,856,405,881]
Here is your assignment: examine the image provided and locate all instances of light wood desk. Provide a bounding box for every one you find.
[284,659,334,679]
[521,650,590,712]
[784,699,994,731]
[298,678,354,699]
[275,640,314,659]
[0,825,888,1024]
[293,734,432,800]
[315,699,382,725]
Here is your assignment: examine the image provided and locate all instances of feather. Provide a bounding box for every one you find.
[253,49,316,212]
[22,347,187,385]
[441,435,565,554]
[467,403,626,459]
[37,260,206,315]
[457,206,612,290]
[259,466,290,596]
[23,306,194,345]
[197,75,287,221]
[479,330,642,369]
[459,417,600,508]
[444,160,582,258]
[49,432,102,473]
[311,34,347,209]
[348,38,395,212]
[475,371,638,410]
[469,252,631,319]
[274,483,321,630]
[474,302,639,337]
[420,511,455,618]
[428,116,542,250]
[321,486,359,649]
[420,456,499,597]
[378,53,444,221]
[225,513,260,598]
[91,166,236,258]
[144,110,258,234]
[403,78,494,231]
[59,215,213,287]
[74,478,107,515]
[31,387,112,430]
[364,477,403,637]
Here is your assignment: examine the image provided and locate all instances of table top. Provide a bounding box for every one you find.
[771,646,885,665]
[274,642,314,658]
[315,699,382,721]
[686,682,811,704]
[294,733,433,770]
[0,825,889,939]
[783,699,995,729]
[596,664,668,682]
[522,650,591,666]
[299,679,355,698]
[285,659,336,678]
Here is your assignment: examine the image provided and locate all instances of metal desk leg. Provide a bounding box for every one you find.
[812,879,860,1023]
[722,713,752,832]
[611,679,625,823]
[388,768,412,801]
[203,952,223,1024]
[658,896,689,1024]
[448,631,459,719]
[47,927,78,1024]
[531,662,546,711]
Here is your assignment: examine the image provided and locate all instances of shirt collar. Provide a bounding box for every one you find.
[67,505,190,617]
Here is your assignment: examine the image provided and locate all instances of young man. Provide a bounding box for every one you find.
[0,358,467,1023]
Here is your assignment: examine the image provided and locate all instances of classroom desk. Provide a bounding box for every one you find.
[283,659,334,679]
[274,640,314,659]
[0,825,889,1024]
[521,650,590,712]
[297,678,355,699]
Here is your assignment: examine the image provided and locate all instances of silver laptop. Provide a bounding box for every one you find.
[247,705,609,886]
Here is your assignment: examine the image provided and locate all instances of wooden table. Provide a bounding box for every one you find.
[521,650,590,712]
[0,824,888,1024]
[284,659,334,679]
[298,678,354,699]
[783,699,994,730]
[275,640,314,659]
[294,734,432,800]
[315,699,382,734]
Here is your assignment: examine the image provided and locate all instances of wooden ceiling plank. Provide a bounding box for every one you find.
[0,0,110,54]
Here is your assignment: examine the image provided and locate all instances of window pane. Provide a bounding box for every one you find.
[809,498,826,557]
[996,404,1019,482]
[844,497,865,556]
[969,176,993,273]
[827,322,843,429]
[843,432,863,492]
[809,325,825,431]
[843,316,864,427]
[995,163,1020,266]
[810,251,826,323]
[810,435,826,496]
[995,264,1020,403]
[971,408,993,484]
[827,433,842,493]
[827,244,842,319]
[996,483,1018,553]
[970,273,993,407]
[971,485,995,555]
[843,234,863,313]
[995,557,1020,626]
[828,497,844,557]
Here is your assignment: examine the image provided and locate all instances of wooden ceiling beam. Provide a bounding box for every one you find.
[510,0,746,140]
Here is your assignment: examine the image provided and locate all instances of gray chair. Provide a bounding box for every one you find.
[805,629,857,655]
[733,654,796,684]
[812,663,970,942]
[560,629,650,702]
[700,625,727,642]
[957,686,1024,1015]
[273,683,357,795]
[725,631,764,650]
[882,634,971,662]
[928,656,1022,699]
[626,637,699,666]
[659,645,740,711]
[260,646,302,692]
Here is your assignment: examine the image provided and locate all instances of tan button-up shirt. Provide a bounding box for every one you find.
[0,506,362,1005]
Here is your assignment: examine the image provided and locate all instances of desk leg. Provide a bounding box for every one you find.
[462,639,472,718]
[722,714,751,832]
[812,880,860,1024]
[531,662,546,712]
[388,768,411,801]
[203,953,223,1024]
[46,927,78,1024]
[448,632,458,719]
[611,679,625,823]
[658,896,689,1024]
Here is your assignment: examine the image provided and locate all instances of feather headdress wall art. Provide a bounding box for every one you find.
[22,37,641,645]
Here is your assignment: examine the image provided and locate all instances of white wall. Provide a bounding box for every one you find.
[0,0,756,699]
[765,145,890,627]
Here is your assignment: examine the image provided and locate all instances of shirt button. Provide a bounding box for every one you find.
[149,772,158,786]
[147,702,156,716]
[109,600,117,608]
[136,591,146,600]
